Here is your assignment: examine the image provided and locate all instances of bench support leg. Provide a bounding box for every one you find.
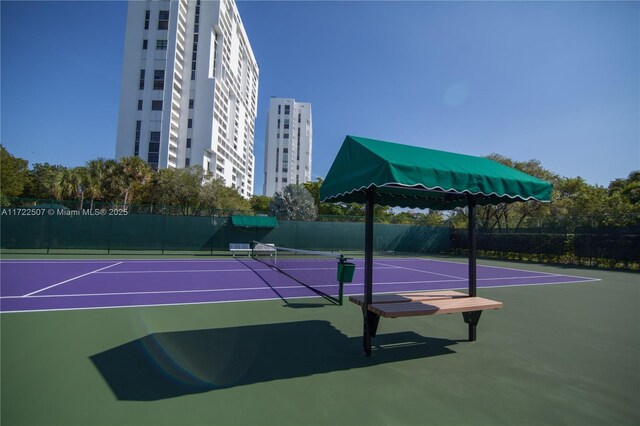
[462,311,482,341]
[363,308,380,356]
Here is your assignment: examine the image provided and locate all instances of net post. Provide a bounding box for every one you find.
[338,254,346,305]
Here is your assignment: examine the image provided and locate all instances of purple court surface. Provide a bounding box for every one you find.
[0,258,599,313]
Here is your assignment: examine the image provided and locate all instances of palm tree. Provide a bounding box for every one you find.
[103,159,124,207]
[119,156,151,208]
[43,166,65,201]
[57,167,89,209]
[86,159,106,209]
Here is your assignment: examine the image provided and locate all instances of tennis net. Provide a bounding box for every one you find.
[251,241,346,304]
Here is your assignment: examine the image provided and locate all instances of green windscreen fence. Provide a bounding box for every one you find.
[451,226,640,267]
[231,215,278,228]
[3,214,636,267]
[0,214,450,254]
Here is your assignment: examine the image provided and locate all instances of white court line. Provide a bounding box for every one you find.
[374,261,466,280]
[0,277,603,314]
[398,256,598,281]
[2,273,587,300]
[5,285,316,299]
[0,293,339,314]
[97,269,256,274]
[0,259,243,264]
[22,262,124,297]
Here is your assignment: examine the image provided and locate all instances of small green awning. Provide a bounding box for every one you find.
[320,136,552,210]
[231,215,278,228]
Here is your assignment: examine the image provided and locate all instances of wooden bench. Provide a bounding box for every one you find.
[349,290,502,341]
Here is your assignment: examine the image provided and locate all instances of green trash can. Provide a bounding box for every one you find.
[337,261,356,283]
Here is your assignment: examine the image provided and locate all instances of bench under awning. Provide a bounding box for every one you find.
[320,135,553,356]
[231,215,278,228]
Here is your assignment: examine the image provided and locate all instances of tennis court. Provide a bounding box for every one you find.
[1,252,638,425]
[0,255,598,313]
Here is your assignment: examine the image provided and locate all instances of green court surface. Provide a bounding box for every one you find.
[1,259,639,425]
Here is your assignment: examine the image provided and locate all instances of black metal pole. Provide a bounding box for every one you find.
[338,255,345,306]
[468,196,477,341]
[468,196,477,297]
[363,189,375,356]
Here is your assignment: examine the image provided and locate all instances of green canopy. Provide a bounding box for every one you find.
[231,215,278,228]
[320,135,552,209]
[320,135,553,356]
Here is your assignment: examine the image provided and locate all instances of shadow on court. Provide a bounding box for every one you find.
[90,320,460,401]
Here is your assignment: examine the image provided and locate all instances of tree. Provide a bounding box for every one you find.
[157,166,210,215]
[250,195,270,212]
[451,154,558,231]
[25,163,66,200]
[200,178,251,212]
[303,177,353,216]
[609,171,640,205]
[0,145,29,198]
[270,184,318,220]
[119,156,152,207]
[101,159,125,205]
[61,167,89,209]
[389,210,446,226]
[85,159,107,209]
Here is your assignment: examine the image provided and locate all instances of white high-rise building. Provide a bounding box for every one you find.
[263,98,312,196]
[115,0,259,198]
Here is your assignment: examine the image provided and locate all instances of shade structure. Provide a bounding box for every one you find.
[231,215,278,228]
[320,135,553,356]
[320,135,552,209]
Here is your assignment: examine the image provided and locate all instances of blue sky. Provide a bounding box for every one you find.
[1,1,638,195]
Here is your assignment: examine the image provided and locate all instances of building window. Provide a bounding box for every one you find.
[148,134,160,168]
[134,121,141,156]
[278,105,281,114]
[151,100,163,111]
[189,99,194,109]
[275,147,279,172]
[137,100,143,110]
[139,69,145,90]
[298,113,301,123]
[144,10,150,29]
[185,158,190,166]
[283,133,290,139]
[156,40,167,50]
[158,10,169,30]
[186,138,191,148]
[188,119,192,128]
[282,148,289,173]
[284,105,290,115]
[142,39,148,50]
[283,118,290,129]
[282,177,288,183]
[277,119,280,129]
[153,70,164,90]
